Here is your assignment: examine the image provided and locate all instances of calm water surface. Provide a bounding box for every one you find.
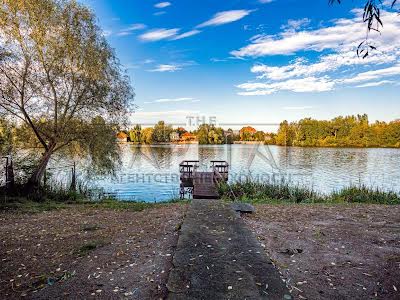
[87,144,400,202]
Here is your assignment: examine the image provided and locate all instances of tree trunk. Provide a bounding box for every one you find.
[6,158,15,193]
[25,144,56,196]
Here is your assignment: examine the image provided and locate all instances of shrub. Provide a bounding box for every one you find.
[330,185,400,205]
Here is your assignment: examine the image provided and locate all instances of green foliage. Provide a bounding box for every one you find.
[0,0,134,186]
[152,121,173,143]
[276,120,297,146]
[140,127,154,144]
[225,128,239,144]
[330,185,400,204]
[0,198,68,213]
[275,114,400,148]
[195,124,225,144]
[219,180,400,205]
[74,240,107,256]
[129,124,142,143]
[219,180,321,203]
[90,198,156,211]
[0,118,14,155]
[254,131,266,142]
[0,195,187,213]
[84,116,121,175]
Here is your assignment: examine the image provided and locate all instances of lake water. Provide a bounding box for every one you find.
[85,144,400,202]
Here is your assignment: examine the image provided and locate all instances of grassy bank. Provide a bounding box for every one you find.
[218,180,400,205]
[0,196,186,213]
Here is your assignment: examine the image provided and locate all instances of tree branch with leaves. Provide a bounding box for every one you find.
[0,0,134,192]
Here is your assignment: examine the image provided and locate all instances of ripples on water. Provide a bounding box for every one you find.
[83,144,400,202]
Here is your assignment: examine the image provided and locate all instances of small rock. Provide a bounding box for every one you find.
[231,203,255,214]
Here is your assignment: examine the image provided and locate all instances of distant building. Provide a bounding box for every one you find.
[224,130,239,136]
[116,131,128,143]
[181,132,197,142]
[170,131,180,142]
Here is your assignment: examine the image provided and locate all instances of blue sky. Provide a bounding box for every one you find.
[81,0,400,130]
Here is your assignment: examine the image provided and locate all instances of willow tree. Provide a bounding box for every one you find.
[0,0,134,191]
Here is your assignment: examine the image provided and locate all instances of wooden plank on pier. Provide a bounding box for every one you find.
[179,160,228,199]
[193,172,219,199]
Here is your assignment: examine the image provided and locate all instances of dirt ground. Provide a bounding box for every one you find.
[0,204,187,299]
[243,204,400,300]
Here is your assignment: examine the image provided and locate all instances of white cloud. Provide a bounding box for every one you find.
[355,80,395,88]
[144,97,198,104]
[236,9,400,95]
[153,11,166,16]
[240,61,400,95]
[232,9,400,57]
[117,23,146,36]
[154,2,171,8]
[238,89,276,96]
[133,110,199,117]
[155,97,194,103]
[342,65,400,84]
[251,51,398,81]
[210,58,228,62]
[139,28,179,41]
[259,0,274,3]
[197,10,253,28]
[283,106,313,110]
[127,24,146,31]
[148,64,182,72]
[237,76,335,95]
[102,30,112,37]
[171,30,201,40]
[281,18,311,31]
[139,28,200,42]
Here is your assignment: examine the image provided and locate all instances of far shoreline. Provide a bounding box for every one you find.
[117,141,400,150]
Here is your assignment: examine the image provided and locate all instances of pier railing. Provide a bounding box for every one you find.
[179,160,199,179]
[211,160,229,182]
[179,160,230,199]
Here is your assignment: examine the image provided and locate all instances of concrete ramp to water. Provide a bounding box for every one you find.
[167,200,291,300]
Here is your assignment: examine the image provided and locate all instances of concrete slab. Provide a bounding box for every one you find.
[167,200,291,300]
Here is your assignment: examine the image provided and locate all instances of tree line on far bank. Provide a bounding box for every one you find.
[275,114,400,148]
[116,114,400,148]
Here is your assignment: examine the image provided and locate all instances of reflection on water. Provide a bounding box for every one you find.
[88,144,400,202]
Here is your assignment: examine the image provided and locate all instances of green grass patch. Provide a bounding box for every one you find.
[218,180,322,204]
[89,198,155,211]
[330,186,400,204]
[0,196,188,213]
[218,180,400,205]
[74,240,107,256]
[0,197,68,213]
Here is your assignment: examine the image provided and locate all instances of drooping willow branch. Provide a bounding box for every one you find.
[329,0,398,58]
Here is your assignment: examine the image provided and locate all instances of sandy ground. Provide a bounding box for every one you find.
[243,204,400,300]
[0,204,187,299]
